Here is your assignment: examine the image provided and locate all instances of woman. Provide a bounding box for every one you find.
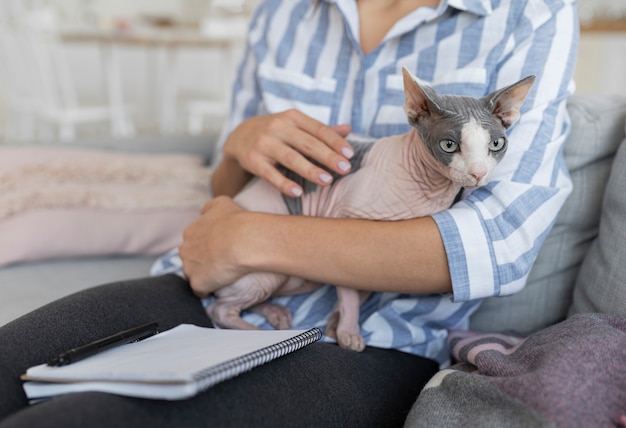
[0,1,578,426]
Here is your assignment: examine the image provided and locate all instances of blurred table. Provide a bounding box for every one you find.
[580,19,626,33]
[60,27,242,48]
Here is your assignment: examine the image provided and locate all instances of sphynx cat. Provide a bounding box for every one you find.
[207,67,535,351]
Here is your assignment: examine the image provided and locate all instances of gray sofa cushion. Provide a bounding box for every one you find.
[469,94,626,334]
[569,129,626,317]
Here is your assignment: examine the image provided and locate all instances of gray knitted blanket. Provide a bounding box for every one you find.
[405,313,626,428]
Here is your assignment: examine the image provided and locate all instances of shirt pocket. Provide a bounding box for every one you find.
[257,63,337,124]
[374,73,409,128]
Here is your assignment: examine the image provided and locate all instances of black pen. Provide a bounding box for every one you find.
[47,322,159,367]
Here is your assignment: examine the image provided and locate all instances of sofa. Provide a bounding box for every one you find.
[2,93,625,328]
[1,94,626,424]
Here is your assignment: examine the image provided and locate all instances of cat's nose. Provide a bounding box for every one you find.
[470,172,485,183]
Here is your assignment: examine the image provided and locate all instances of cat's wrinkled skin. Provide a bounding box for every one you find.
[207,68,535,352]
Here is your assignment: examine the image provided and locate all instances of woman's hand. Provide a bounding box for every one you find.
[179,196,250,297]
[211,109,354,198]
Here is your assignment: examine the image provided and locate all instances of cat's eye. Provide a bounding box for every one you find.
[489,137,507,152]
[439,139,459,153]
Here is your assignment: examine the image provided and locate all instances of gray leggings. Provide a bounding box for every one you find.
[0,274,438,428]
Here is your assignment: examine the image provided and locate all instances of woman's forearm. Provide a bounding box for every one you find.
[236,212,453,295]
[211,157,253,197]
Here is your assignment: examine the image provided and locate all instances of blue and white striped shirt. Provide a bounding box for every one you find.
[153,0,579,365]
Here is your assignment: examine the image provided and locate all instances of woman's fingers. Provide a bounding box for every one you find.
[182,197,248,296]
[279,110,354,175]
[260,165,306,197]
[219,109,355,198]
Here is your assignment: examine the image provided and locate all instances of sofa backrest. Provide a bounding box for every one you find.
[469,94,626,334]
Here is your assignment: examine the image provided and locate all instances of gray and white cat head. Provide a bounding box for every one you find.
[402,67,535,188]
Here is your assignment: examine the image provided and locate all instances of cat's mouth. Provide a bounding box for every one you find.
[448,164,492,189]
[458,174,490,189]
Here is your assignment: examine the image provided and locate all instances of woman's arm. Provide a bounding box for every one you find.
[180,196,452,297]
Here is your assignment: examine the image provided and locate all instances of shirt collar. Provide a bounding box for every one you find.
[325,0,493,18]
[324,0,493,50]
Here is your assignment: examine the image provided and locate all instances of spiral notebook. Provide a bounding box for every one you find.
[21,324,322,401]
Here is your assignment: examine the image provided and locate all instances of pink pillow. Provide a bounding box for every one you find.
[0,208,201,266]
[0,146,211,266]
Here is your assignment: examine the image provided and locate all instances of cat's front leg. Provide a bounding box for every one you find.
[207,272,291,330]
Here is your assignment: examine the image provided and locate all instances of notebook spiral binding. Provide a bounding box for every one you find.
[192,328,322,392]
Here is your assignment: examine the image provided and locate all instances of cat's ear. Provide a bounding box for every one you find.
[402,66,443,120]
[484,75,536,128]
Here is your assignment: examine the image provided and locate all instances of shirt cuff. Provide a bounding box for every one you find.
[432,204,498,302]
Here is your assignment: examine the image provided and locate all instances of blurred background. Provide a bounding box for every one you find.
[0,0,624,144]
[0,0,258,143]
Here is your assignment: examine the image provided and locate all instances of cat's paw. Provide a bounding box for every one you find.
[250,302,292,330]
[337,332,365,352]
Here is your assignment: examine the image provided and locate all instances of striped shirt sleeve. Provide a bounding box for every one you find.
[432,0,579,301]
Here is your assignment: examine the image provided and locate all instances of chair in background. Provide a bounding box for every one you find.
[0,1,134,142]
[182,42,238,136]
[0,2,42,141]
[0,29,40,141]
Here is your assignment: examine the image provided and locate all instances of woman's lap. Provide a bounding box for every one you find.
[0,274,438,427]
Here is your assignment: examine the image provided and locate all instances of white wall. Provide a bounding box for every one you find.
[0,0,248,138]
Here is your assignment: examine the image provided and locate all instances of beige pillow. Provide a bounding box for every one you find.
[0,146,211,266]
[0,208,201,266]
